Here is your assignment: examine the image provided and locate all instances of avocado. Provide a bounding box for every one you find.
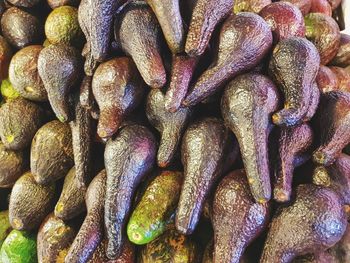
[45,6,84,47]
[0,98,45,150]
[0,79,20,101]
[316,65,339,93]
[9,45,47,102]
[0,36,13,81]
[330,33,350,67]
[6,0,40,7]
[47,0,80,9]
[234,0,271,13]
[0,141,26,188]
[127,170,183,245]
[1,7,43,49]
[88,239,135,263]
[9,171,55,230]
[0,210,12,247]
[31,120,74,185]
[0,229,37,263]
[37,213,77,263]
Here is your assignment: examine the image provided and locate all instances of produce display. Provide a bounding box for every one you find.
[0,0,349,262]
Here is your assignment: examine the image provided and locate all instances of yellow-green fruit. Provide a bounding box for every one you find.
[0,79,20,101]
[0,211,12,248]
[0,229,37,263]
[45,6,83,46]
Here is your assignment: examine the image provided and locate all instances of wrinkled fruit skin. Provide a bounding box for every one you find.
[329,66,350,93]
[316,65,338,93]
[330,33,350,67]
[234,0,271,14]
[88,239,135,263]
[281,0,312,15]
[0,36,13,81]
[7,0,40,7]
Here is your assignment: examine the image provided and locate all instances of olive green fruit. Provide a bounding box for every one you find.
[0,210,12,247]
[48,0,80,9]
[127,170,183,245]
[0,79,20,101]
[37,213,77,263]
[0,229,37,263]
[45,6,84,47]
[9,45,47,102]
[31,120,74,185]
[9,172,55,230]
[0,36,13,81]
[0,98,45,150]
[7,0,40,8]
[0,141,26,188]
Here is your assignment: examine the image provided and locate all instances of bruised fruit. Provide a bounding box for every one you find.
[185,0,234,57]
[114,2,166,88]
[0,211,11,247]
[183,13,273,107]
[48,0,80,8]
[38,44,83,122]
[0,98,44,150]
[234,0,271,14]
[65,170,106,263]
[304,12,340,65]
[146,89,191,167]
[1,7,43,49]
[313,91,350,166]
[281,0,312,15]
[0,141,26,188]
[330,33,350,67]
[221,73,279,203]
[259,2,305,44]
[92,57,144,139]
[45,6,84,47]
[31,120,74,185]
[7,0,40,7]
[9,45,47,102]
[213,169,269,263]
[316,65,338,93]
[269,37,320,126]
[37,213,77,263]
[88,239,135,263]
[260,184,347,262]
[9,171,55,230]
[128,170,183,245]
[176,118,238,234]
[329,66,350,93]
[104,124,157,259]
[274,123,313,203]
[0,229,37,263]
[0,36,12,81]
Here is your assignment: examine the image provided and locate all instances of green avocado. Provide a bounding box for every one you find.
[0,79,20,101]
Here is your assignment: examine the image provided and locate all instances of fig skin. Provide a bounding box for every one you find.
[304,12,340,65]
[316,65,339,93]
[234,0,271,14]
[329,66,350,93]
[0,36,12,81]
[330,33,350,67]
[281,0,312,15]
[310,0,332,16]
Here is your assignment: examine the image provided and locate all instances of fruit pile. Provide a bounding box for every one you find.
[0,0,349,262]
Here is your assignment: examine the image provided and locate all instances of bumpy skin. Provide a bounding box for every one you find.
[260,184,348,263]
[330,33,350,67]
[313,153,350,205]
[234,0,271,13]
[9,45,47,102]
[269,37,320,126]
[65,170,106,263]
[0,141,26,188]
[213,170,269,263]
[185,0,234,57]
[305,13,340,65]
[310,0,332,16]
[128,171,183,245]
[313,91,350,166]
[0,98,44,150]
[55,167,86,221]
[140,227,199,263]
[48,0,80,8]
[0,36,12,81]
[221,73,279,203]
[281,0,312,15]
[330,66,350,93]
[1,7,43,49]
[38,44,83,122]
[274,123,313,203]
[31,120,74,185]
[183,13,273,107]
[329,224,350,263]
[293,251,338,263]
[176,118,238,234]
[92,57,144,139]
[0,211,11,247]
[37,213,77,263]
[259,2,305,44]
[80,75,97,114]
[304,82,320,122]
[6,0,40,7]
[9,172,55,231]
[88,239,135,263]
[146,89,191,167]
[146,0,184,53]
[114,2,166,88]
[104,124,157,259]
[78,0,123,75]
[316,65,339,93]
[165,55,198,112]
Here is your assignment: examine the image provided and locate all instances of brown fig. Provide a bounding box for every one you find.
[316,65,339,93]
[269,37,320,126]
[281,0,312,15]
[0,36,12,81]
[234,0,271,14]
[221,73,279,203]
[114,2,166,88]
[305,12,340,65]
[330,33,350,67]
[92,57,144,139]
[146,89,191,168]
[274,123,313,203]
[183,13,273,107]
[213,169,269,263]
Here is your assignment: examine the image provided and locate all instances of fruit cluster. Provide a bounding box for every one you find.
[0,0,349,262]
